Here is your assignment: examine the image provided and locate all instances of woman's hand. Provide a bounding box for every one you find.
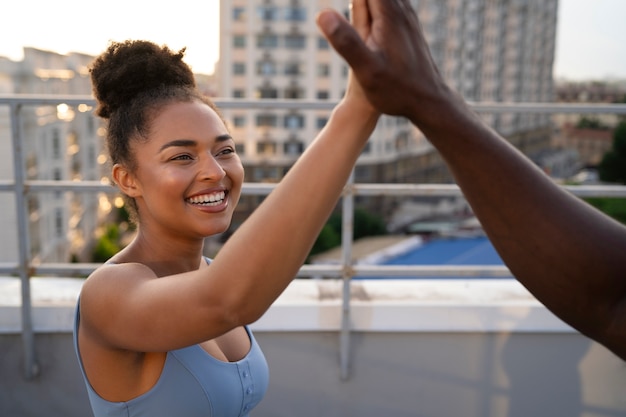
[319,0,379,119]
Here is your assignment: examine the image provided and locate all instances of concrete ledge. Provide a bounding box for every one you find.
[0,276,574,334]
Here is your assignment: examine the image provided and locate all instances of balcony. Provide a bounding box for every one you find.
[2,95,626,417]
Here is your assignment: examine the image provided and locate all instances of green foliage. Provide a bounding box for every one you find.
[576,116,608,130]
[599,121,626,184]
[91,224,122,263]
[584,198,626,225]
[309,224,341,256]
[309,208,387,258]
[353,208,388,240]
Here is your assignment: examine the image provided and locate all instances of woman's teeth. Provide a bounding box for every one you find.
[187,191,226,206]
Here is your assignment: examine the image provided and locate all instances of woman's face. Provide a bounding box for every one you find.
[127,100,244,239]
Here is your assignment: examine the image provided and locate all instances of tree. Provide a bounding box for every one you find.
[91,224,122,263]
[598,121,626,184]
[309,208,388,258]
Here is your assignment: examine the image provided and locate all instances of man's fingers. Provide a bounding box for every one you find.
[316,9,375,75]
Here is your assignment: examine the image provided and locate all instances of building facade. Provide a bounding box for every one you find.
[217,0,559,225]
[0,48,108,263]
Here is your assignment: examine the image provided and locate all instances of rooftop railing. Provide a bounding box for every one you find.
[2,94,626,380]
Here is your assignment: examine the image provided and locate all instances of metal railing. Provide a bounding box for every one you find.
[2,94,626,380]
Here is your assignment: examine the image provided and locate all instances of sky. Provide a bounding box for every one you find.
[0,0,624,80]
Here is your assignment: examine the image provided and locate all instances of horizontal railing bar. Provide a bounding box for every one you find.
[6,263,512,278]
[0,263,18,275]
[3,180,626,198]
[2,95,626,114]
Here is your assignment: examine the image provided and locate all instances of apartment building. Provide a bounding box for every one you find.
[0,48,108,263]
[217,0,559,224]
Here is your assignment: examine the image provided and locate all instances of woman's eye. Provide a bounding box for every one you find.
[172,154,193,161]
[217,148,235,157]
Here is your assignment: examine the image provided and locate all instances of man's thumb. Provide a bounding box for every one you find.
[316,10,373,71]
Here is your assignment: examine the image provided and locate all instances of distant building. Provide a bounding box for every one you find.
[553,123,613,168]
[552,80,625,169]
[0,48,108,263]
[217,0,559,226]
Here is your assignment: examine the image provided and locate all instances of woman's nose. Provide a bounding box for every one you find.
[199,155,226,181]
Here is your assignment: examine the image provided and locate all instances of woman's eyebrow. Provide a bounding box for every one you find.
[159,139,197,153]
[216,134,234,142]
[158,134,232,153]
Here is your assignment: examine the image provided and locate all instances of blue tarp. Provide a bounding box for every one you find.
[383,236,504,266]
[357,236,505,280]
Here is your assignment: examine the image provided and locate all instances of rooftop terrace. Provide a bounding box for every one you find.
[2,96,626,417]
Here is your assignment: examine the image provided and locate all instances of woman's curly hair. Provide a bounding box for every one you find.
[90,40,223,221]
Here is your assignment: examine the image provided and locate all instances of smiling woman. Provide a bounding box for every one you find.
[72,25,380,416]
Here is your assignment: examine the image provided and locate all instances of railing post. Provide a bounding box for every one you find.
[339,171,355,380]
[10,102,39,379]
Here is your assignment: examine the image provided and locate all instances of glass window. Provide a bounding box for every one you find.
[316,117,328,129]
[317,90,329,100]
[257,33,279,48]
[256,60,277,76]
[256,114,278,127]
[233,62,246,75]
[284,114,305,129]
[233,35,246,48]
[317,63,330,77]
[284,141,304,155]
[284,62,303,76]
[52,129,61,159]
[257,6,279,21]
[285,34,306,49]
[256,141,277,156]
[318,36,329,50]
[233,89,246,98]
[284,86,304,99]
[257,86,278,99]
[233,115,246,127]
[284,7,307,21]
[233,7,246,21]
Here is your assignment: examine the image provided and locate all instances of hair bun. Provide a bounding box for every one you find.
[90,40,196,118]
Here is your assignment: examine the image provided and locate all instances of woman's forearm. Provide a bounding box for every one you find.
[210,99,379,323]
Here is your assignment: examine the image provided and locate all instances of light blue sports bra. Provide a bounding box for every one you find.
[73,266,269,417]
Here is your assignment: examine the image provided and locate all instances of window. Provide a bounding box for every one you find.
[256,60,277,76]
[317,63,330,77]
[235,143,245,154]
[284,86,304,99]
[284,140,304,155]
[256,114,278,127]
[233,7,246,21]
[256,141,277,156]
[316,117,328,129]
[55,208,64,237]
[285,7,306,21]
[257,86,278,99]
[233,115,246,127]
[258,6,279,21]
[284,62,303,76]
[316,91,329,100]
[284,113,305,129]
[285,33,306,49]
[52,129,61,159]
[233,62,246,75]
[257,33,279,48]
[233,35,246,48]
[232,89,246,98]
[318,37,330,50]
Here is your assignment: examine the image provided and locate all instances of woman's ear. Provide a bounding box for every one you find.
[112,164,141,198]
